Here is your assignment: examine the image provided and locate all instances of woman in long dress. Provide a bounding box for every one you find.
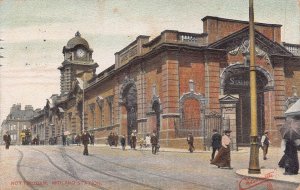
[210,130,232,169]
[283,139,299,175]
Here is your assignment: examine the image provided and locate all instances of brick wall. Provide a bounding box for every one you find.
[202,16,281,44]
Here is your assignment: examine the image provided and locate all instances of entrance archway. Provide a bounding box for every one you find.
[221,64,273,145]
[119,77,138,143]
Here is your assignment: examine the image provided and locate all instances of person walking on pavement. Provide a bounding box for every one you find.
[3,131,11,149]
[145,134,151,148]
[81,130,92,156]
[131,130,137,149]
[114,133,119,147]
[210,130,232,169]
[187,133,195,153]
[90,133,95,146]
[261,131,271,160]
[120,135,126,151]
[151,131,158,154]
[282,139,299,175]
[62,134,66,146]
[211,129,222,161]
[108,132,113,146]
[75,134,81,146]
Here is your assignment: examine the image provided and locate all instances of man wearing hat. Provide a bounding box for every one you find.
[261,131,271,160]
[211,129,232,169]
[187,132,195,153]
[211,129,222,161]
[130,130,137,149]
[3,131,11,149]
[81,130,92,156]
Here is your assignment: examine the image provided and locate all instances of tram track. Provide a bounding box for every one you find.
[55,146,216,190]
[15,148,38,190]
[31,147,107,190]
[35,146,161,190]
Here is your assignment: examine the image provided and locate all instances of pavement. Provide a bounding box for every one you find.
[98,143,300,187]
[236,168,300,186]
[61,143,300,187]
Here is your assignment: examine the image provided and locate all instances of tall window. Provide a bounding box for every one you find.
[96,96,104,128]
[89,103,95,129]
[107,96,114,126]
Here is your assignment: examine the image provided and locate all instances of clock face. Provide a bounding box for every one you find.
[76,48,86,58]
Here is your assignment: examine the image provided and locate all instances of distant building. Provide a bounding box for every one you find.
[29,16,300,149]
[1,104,38,145]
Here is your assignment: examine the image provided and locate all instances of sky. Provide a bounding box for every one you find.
[0,0,299,123]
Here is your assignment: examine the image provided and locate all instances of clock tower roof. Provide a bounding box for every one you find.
[66,31,89,49]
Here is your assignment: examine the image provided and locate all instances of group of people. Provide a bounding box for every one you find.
[107,132,119,147]
[208,129,299,175]
[210,129,232,169]
[112,130,159,154]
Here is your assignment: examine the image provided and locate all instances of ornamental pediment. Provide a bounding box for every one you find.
[209,27,292,57]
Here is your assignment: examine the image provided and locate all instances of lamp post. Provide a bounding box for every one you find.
[248,0,261,174]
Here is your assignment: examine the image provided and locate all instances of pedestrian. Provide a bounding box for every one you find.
[139,137,145,149]
[261,131,271,160]
[210,130,232,169]
[151,131,158,154]
[81,130,91,156]
[131,130,137,149]
[90,133,95,145]
[108,132,113,146]
[111,132,115,146]
[145,134,151,147]
[278,139,287,168]
[120,135,126,151]
[187,133,195,153]
[211,129,222,161]
[75,134,81,146]
[66,135,70,146]
[3,131,11,149]
[114,133,119,147]
[62,134,66,146]
[281,139,299,175]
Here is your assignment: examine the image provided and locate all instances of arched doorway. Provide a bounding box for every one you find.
[120,78,138,143]
[222,64,271,145]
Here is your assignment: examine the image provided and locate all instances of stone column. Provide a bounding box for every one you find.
[220,94,239,151]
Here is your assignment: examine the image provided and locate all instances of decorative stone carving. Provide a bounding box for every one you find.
[89,103,95,113]
[209,28,292,60]
[119,76,136,105]
[96,96,104,109]
[228,40,271,65]
[220,63,274,92]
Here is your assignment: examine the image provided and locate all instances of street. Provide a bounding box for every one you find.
[0,145,299,190]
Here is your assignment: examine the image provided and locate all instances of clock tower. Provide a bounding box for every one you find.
[58,31,98,95]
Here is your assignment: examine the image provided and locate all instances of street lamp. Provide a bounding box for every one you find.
[248,0,261,174]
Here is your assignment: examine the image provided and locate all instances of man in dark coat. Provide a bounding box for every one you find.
[108,132,113,146]
[187,133,195,153]
[120,135,126,151]
[151,131,158,154]
[211,129,222,161]
[81,130,91,156]
[3,132,11,149]
[114,133,119,147]
[131,130,137,149]
[62,134,66,146]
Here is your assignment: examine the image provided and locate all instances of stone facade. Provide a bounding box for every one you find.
[28,16,300,148]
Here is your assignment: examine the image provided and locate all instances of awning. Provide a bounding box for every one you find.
[285,99,300,117]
